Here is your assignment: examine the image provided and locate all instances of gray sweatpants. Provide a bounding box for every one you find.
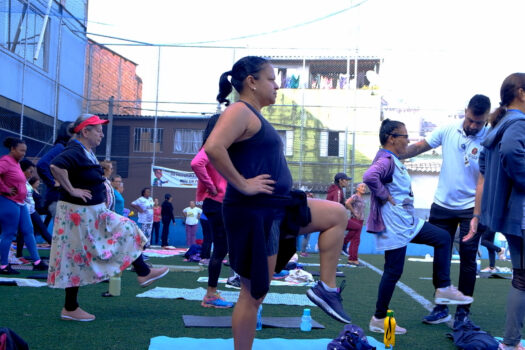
[503,231,525,346]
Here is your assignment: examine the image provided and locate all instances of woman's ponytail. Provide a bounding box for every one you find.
[216,71,233,106]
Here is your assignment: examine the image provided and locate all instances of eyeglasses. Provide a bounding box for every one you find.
[390,133,409,139]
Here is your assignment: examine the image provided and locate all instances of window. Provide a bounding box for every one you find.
[320,131,345,157]
[173,129,202,154]
[0,0,49,69]
[277,130,294,156]
[133,128,163,152]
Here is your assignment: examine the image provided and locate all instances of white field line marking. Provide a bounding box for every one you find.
[359,258,434,312]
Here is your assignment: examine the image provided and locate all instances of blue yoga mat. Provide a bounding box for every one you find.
[495,337,525,346]
[149,336,385,350]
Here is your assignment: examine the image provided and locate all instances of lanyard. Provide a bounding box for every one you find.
[73,139,99,165]
[382,149,399,160]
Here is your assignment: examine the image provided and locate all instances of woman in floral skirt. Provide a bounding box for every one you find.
[48,114,169,322]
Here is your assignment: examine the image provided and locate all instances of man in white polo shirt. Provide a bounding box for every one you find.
[399,94,491,327]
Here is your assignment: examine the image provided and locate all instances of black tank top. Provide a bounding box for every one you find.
[224,101,293,205]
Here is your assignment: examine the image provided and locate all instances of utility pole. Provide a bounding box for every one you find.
[105,96,114,160]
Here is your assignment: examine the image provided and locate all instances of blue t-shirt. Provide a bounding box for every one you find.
[113,188,124,215]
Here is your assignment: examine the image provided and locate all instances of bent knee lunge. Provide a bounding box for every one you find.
[302,199,347,234]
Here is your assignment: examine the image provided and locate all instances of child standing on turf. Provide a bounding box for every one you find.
[344,183,367,265]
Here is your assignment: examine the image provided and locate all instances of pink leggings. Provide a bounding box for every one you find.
[185,224,198,247]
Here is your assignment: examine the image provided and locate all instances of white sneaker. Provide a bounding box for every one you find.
[369,316,407,334]
[435,285,474,305]
[480,267,496,273]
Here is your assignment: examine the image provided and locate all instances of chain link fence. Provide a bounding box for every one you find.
[3,43,463,209]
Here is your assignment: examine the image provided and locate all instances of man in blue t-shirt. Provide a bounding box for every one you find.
[400,94,491,327]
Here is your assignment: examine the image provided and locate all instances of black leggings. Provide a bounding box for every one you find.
[375,222,451,318]
[64,254,150,310]
[151,221,160,245]
[200,218,213,259]
[203,199,229,288]
[429,203,481,299]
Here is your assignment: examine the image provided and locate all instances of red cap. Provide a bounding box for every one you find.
[73,115,109,133]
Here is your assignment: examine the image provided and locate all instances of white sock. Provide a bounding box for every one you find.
[321,281,338,292]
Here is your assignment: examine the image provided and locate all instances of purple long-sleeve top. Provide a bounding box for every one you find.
[362,149,395,233]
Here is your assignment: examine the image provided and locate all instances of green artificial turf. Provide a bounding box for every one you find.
[0,249,512,350]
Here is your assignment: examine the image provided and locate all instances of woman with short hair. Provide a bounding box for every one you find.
[131,187,154,247]
[364,119,473,334]
[160,194,175,248]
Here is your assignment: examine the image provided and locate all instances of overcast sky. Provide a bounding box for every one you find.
[86,0,525,113]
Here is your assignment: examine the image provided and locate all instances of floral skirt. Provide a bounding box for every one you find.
[47,201,147,289]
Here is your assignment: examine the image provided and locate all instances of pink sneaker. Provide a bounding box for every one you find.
[435,285,473,305]
[137,267,169,287]
[61,307,95,322]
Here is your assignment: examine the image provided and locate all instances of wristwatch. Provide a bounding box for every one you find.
[473,214,481,220]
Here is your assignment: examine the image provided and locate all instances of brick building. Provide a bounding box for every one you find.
[95,114,209,214]
[84,39,143,116]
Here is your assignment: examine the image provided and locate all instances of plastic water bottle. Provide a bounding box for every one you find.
[384,309,396,349]
[108,274,121,296]
[256,305,263,331]
[476,259,481,274]
[300,308,312,332]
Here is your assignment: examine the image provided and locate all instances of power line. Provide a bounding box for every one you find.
[179,0,369,45]
[84,0,369,47]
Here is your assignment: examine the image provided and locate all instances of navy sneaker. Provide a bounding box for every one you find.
[226,275,241,289]
[33,260,48,271]
[422,305,451,324]
[307,280,351,323]
[0,264,20,275]
[453,309,480,330]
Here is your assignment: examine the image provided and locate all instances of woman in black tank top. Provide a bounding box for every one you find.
[205,56,352,349]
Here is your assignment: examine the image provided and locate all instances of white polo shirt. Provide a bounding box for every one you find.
[425,120,488,210]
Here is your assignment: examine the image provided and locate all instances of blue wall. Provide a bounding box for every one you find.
[0,2,87,122]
